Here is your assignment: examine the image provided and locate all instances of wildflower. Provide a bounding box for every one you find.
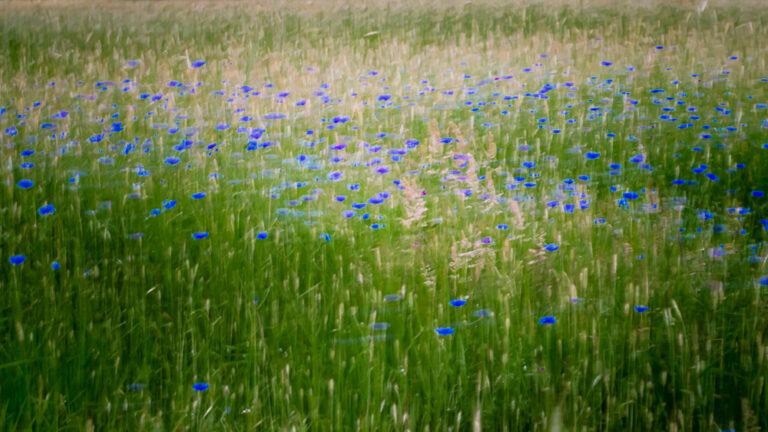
[192,383,209,391]
[539,316,556,325]
[38,204,55,215]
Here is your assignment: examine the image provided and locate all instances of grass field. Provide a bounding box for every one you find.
[1,0,768,430]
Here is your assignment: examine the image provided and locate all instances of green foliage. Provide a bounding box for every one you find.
[0,1,767,430]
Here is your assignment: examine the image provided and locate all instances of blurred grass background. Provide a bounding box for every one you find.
[0,0,767,430]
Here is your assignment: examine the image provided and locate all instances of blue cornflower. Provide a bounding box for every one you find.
[538,316,556,325]
[449,299,466,307]
[9,255,25,265]
[435,327,455,335]
[192,382,209,391]
[38,204,55,216]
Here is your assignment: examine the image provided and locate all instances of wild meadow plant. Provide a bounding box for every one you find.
[0,1,767,430]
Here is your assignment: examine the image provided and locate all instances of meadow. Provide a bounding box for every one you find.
[1,0,768,430]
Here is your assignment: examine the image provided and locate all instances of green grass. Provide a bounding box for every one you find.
[1,1,767,430]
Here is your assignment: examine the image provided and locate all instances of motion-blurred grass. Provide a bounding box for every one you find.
[0,1,767,430]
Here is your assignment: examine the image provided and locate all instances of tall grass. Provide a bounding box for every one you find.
[0,1,767,430]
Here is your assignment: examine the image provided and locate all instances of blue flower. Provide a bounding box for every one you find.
[191,60,206,68]
[449,299,466,307]
[256,231,268,240]
[163,200,177,209]
[369,322,391,330]
[192,382,209,391]
[191,192,206,199]
[759,276,768,286]
[538,316,556,325]
[192,232,209,239]
[164,157,181,165]
[9,255,25,265]
[38,204,55,215]
[543,244,560,252]
[634,305,649,313]
[585,151,600,160]
[383,294,402,302]
[435,327,455,335]
[17,179,34,189]
[51,261,60,270]
[263,113,286,120]
[473,309,492,317]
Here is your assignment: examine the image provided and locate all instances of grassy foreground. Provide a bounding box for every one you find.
[1,1,768,430]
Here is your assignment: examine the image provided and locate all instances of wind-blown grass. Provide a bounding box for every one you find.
[0,1,767,430]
